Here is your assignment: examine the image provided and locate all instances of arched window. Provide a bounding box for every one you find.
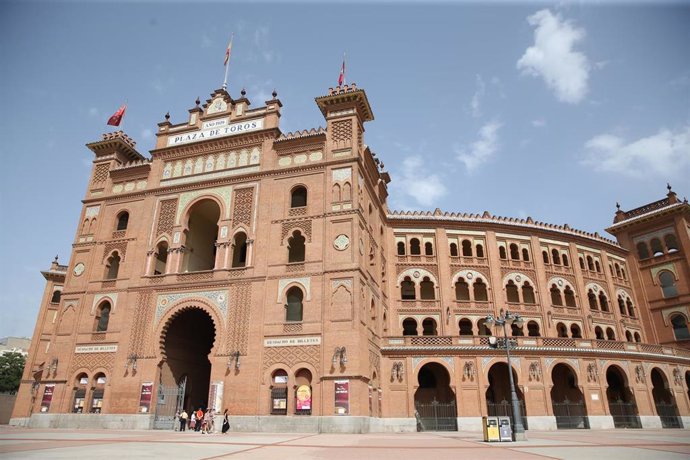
[116,211,129,231]
[542,250,549,264]
[570,324,582,338]
[550,284,563,306]
[473,278,488,301]
[422,318,437,336]
[650,238,664,256]
[609,264,614,276]
[154,241,168,275]
[659,271,678,298]
[287,230,306,263]
[462,240,472,257]
[618,296,626,315]
[290,186,307,208]
[562,254,569,266]
[410,238,421,255]
[621,267,627,280]
[579,257,585,269]
[424,242,433,256]
[522,282,536,304]
[557,322,568,337]
[401,277,416,300]
[665,234,679,252]
[402,318,417,336]
[95,302,111,332]
[551,249,561,265]
[595,260,601,273]
[522,248,530,262]
[588,290,598,310]
[475,244,485,258]
[506,280,520,303]
[510,244,520,260]
[455,278,470,301]
[90,373,106,413]
[626,299,635,318]
[182,199,220,272]
[332,183,341,202]
[499,246,507,260]
[420,277,435,300]
[105,252,120,280]
[615,264,621,278]
[636,242,650,259]
[625,331,633,342]
[599,292,609,312]
[50,290,62,304]
[285,287,304,322]
[477,319,490,336]
[595,326,604,340]
[586,255,594,271]
[564,286,576,308]
[397,242,406,255]
[671,315,690,340]
[511,323,524,337]
[606,327,616,341]
[459,318,473,336]
[232,232,248,268]
[527,321,540,337]
[449,243,458,257]
[633,332,641,342]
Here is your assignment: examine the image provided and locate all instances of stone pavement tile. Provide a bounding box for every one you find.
[634,444,690,455]
[276,433,491,448]
[514,446,690,460]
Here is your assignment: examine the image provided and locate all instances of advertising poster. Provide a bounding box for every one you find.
[208,381,224,413]
[334,380,349,415]
[296,385,312,410]
[139,382,153,413]
[40,384,55,412]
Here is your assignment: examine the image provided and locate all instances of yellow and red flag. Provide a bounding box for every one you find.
[224,36,233,66]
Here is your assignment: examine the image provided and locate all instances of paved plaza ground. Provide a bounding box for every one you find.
[1,426,690,459]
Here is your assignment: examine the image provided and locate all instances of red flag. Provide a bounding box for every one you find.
[224,36,233,66]
[338,57,345,86]
[107,104,126,127]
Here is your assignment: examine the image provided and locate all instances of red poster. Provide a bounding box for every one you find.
[139,382,153,413]
[334,380,349,415]
[40,384,55,412]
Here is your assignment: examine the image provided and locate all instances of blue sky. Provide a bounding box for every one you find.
[0,1,688,339]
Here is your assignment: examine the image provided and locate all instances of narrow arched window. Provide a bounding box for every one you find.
[410,238,421,255]
[659,271,678,298]
[511,323,524,337]
[397,241,405,255]
[477,319,490,336]
[105,252,120,279]
[671,315,690,340]
[609,264,614,276]
[116,211,129,231]
[557,323,568,337]
[606,327,616,341]
[510,244,519,260]
[459,318,473,336]
[570,324,582,338]
[506,280,520,303]
[290,186,307,208]
[527,321,540,337]
[618,296,626,315]
[401,277,415,300]
[564,286,576,308]
[550,284,563,306]
[499,246,507,260]
[562,254,569,266]
[542,250,549,264]
[422,318,437,336]
[615,264,621,278]
[636,242,650,259]
[625,331,633,342]
[595,260,601,273]
[665,234,679,252]
[50,290,62,304]
[650,238,664,256]
[599,292,609,312]
[462,240,472,257]
[551,249,561,265]
[594,326,604,340]
[154,241,168,275]
[473,278,488,301]
[626,299,635,318]
[588,290,598,310]
[621,267,627,280]
[424,242,433,256]
[475,244,485,258]
[455,278,470,301]
[232,232,248,268]
[402,318,417,336]
[285,287,304,322]
[332,183,341,202]
[522,248,530,262]
[522,282,536,304]
[634,332,641,342]
[586,255,594,271]
[579,257,585,269]
[287,230,306,263]
[449,243,458,257]
[95,302,111,332]
[419,277,435,300]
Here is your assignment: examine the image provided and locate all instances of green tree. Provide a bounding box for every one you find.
[0,352,26,393]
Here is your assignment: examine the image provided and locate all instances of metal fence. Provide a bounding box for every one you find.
[487,400,528,430]
[552,400,590,429]
[415,399,458,432]
[153,378,186,430]
[608,400,642,429]
[656,402,684,429]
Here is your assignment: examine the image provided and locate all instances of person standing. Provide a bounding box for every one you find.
[203,409,213,434]
[179,409,188,432]
[195,407,204,432]
[190,411,196,431]
[221,408,230,434]
[173,410,180,431]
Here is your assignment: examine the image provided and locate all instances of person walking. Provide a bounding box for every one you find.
[221,408,230,434]
[195,407,204,432]
[189,411,196,431]
[203,409,213,434]
[179,409,188,432]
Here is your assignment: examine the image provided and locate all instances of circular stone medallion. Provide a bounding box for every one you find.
[333,234,350,251]
[73,263,85,277]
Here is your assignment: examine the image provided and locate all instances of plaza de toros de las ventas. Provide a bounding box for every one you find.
[10,82,690,433]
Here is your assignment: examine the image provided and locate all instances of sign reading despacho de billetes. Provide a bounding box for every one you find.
[264,336,321,347]
[167,118,264,146]
[75,344,118,353]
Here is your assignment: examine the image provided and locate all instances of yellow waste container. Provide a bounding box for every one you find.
[482,416,500,442]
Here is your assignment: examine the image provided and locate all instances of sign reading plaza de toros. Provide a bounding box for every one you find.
[167,118,264,146]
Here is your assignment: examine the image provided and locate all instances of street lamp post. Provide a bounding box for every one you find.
[485,309,526,441]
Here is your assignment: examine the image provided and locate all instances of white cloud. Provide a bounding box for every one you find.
[392,155,448,208]
[455,121,502,172]
[532,118,546,128]
[253,26,275,64]
[517,9,590,104]
[470,74,485,117]
[582,126,690,177]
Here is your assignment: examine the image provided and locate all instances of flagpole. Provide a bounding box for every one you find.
[343,52,346,86]
[222,33,234,90]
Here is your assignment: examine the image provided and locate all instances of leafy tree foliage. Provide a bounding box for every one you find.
[0,352,26,393]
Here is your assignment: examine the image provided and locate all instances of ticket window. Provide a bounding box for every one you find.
[73,374,88,413]
[271,370,288,415]
[90,374,106,413]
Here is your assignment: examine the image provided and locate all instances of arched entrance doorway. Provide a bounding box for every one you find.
[550,364,589,429]
[486,362,528,429]
[651,368,683,428]
[414,362,457,431]
[606,365,641,428]
[156,307,216,429]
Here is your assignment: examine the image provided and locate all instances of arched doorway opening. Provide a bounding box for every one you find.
[606,365,641,428]
[414,362,457,431]
[651,368,683,428]
[486,362,528,429]
[550,364,589,429]
[294,368,312,416]
[182,199,221,272]
[157,307,216,429]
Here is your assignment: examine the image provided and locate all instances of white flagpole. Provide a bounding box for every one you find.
[343,52,346,86]
[222,33,234,90]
